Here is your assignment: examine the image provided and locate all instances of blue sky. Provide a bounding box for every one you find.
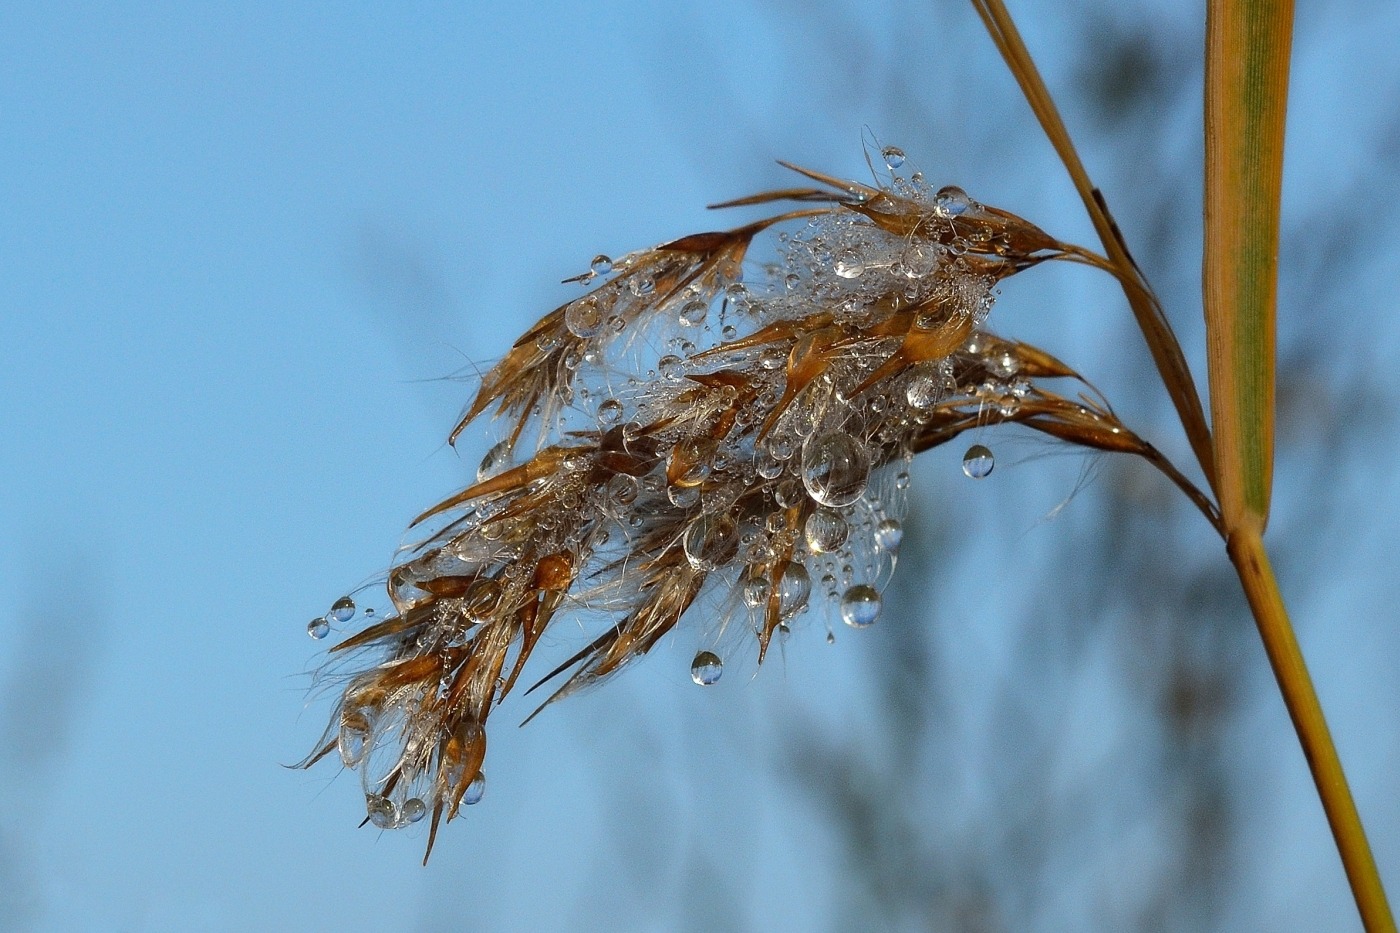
[3,2,1398,931]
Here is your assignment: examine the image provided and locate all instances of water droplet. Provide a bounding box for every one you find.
[881,146,906,169]
[463,771,486,806]
[658,354,682,378]
[962,444,994,479]
[840,584,882,628]
[338,710,371,767]
[464,579,502,624]
[690,650,723,685]
[629,274,655,297]
[784,272,801,290]
[935,186,972,217]
[366,794,399,829]
[894,471,911,490]
[565,296,605,338]
[826,630,836,645]
[834,250,865,279]
[477,439,514,482]
[905,367,944,409]
[307,617,330,639]
[759,346,786,370]
[873,518,903,551]
[364,607,376,617]
[590,254,613,275]
[801,432,870,508]
[402,798,427,824]
[598,398,624,424]
[776,563,812,619]
[773,478,804,509]
[804,509,849,554]
[329,597,355,623]
[742,575,770,608]
[684,514,739,571]
[722,324,738,340]
[668,484,700,509]
[607,473,640,505]
[679,299,708,327]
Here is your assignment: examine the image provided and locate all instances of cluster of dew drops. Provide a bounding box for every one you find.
[307,142,1002,708]
[307,594,489,822]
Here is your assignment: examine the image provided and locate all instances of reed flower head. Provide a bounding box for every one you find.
[301,155,1173,861]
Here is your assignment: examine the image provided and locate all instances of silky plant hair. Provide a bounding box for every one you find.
[299,150,1216,861]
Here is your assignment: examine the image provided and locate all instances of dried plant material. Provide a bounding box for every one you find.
[300,157,1214,861]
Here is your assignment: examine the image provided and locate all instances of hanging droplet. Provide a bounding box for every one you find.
[590,254,613,275]
[683,514,739,571]
[962,444,995,479]
[826,630,836,645]
[565,295,605,338]
[307,617,330,639]
[679,299,708,327]
[338,710,371,768]
[801,432,871,508]
[402,797,427,824]
[776,563,812,620]
[463,771,487,806]
[804,509,849,554]
[742,575,770,608]
[598,398,624,424]
[840,585,883,628]
[477,439,514,482]
[690,650,723,686]
[934,186,972,217]
[329,597,356,623]
[873,518,903,551]
[894,471,911,490]
[366,794,399,829]
[881,146,906,170]
[668,484,701,509]
[758,346,786,370]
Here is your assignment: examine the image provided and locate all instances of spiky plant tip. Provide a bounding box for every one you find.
[301,153,1188,860]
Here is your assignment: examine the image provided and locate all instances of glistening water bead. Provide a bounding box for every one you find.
[840,585,882,628]
[962,444,995,479]
[690,650,723,686]
[402,798,427,824]
[589,254,612,275]
[881,146,906,170]
[463,771,487,806]
[801,432,870,508]
[804,508,849,554]
[307,617,329,639]
[329,596,356,623]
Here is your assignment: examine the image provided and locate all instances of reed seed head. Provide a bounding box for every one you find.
[301,155,1160,861]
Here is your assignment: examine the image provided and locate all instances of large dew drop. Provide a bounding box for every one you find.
[338,710,371,768]
[463,771,487,806]
[477,439,513,482]
[881,146,906,170]
[307,617,330,639]
[402,798,427,824]
[683,514,739,572]
[565,296,606,338]
[801,432,871,507]
[366,794,398,829]
[590,254,613,275]
[840,584,883,628]
[804,509,849,554]
[962,444,995,479]
[690,650,723,686]
[873,518,903,552]
[776,562,812,620]
[329,596,356,624]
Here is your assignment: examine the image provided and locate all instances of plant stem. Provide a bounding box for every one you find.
[1227,528,1395,932]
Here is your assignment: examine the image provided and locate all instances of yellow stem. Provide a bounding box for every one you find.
[1227,528,1395,932]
